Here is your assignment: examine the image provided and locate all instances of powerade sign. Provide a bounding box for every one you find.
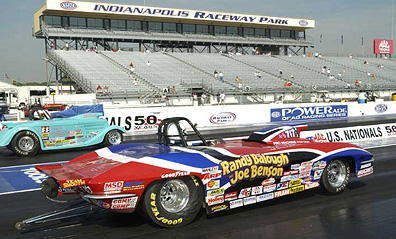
[270,105,348,122]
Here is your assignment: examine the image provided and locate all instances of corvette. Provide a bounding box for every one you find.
[37,117,374,227]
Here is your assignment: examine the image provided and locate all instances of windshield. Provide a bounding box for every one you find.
[0,92,6,101]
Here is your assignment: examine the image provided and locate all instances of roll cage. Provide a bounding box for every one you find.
[158,117,208,147]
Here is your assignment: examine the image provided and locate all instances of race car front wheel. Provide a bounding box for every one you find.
[320,159,350,194]
[141,176,203,228]
[10,131,40,156]
[104,130,123,146]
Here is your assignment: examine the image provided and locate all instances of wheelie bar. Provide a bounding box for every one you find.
[15,201,99,231]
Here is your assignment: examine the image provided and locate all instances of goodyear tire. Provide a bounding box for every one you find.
[104,130,123,146]
[10,131,40,156]
[320,159,350,194]
[141,176,203,228]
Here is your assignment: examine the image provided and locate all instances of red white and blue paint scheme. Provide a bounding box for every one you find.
[36,117,374,228]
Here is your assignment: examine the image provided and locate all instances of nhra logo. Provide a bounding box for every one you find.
[299,20,308,26]
[379,40,390,53]
[209,112,236,124]
[375,104,387,113]
[60,2,77,10]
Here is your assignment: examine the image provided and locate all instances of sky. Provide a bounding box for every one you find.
[0,0,394,83]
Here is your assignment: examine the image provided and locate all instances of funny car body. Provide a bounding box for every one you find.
[36,117,374,228]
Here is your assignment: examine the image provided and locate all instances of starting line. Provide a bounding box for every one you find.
[0,161,65,196]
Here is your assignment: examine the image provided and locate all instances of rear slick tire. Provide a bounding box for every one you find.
[141,176,203,228]
[320,159,350,194]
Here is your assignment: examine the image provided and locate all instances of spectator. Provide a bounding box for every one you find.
[326,69,331,76]
[49,42,55,50]
[254,71,261,78]
[201,93,207,106]
[161,94,167,104]
[216,92,220,105]
[103,86,109,95]
[129,62,135,73]
[341,68,346,73]
[290,75,295,80]
[279,70,283,76]
[65,43,70,51]
[96,85,102,92]
[322,66,327,74]
[193,93,198,102]
[167,86,171,93]
[364,61,369,65]
[146,61,151,67]
[171,86,177,94]
[284,81,293,87]
[214,69,218,78]
[238,82,243,89]
[165,96,170,106]
[345,83,351,89]
[219,71,224,82]
[133,79,138,85]
[220,92,226,105]
[329,75,335,80]
[235,76,241,82]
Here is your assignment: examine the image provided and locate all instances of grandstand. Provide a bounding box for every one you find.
[33,0,396,104]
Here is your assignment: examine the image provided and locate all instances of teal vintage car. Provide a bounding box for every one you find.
[0,111,126,156]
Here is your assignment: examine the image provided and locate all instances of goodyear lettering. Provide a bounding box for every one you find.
[220,154,289,186]
[150,193,183,225]
[63,179,85,188]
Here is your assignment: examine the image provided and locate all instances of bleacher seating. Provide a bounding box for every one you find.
[50,50,396,100]
[52,50,151,96]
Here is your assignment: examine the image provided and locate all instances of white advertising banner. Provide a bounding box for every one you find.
[104,101,396,136]
[46,0,315,28]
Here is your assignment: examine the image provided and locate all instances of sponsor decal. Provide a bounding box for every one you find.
[220,153,289,186]
[257,192,274,202]
[209,112,236,124]
[375,104,387,113]
[299,171,311,178]
[313,161,327,170]
[207,180,220,190]
[161,171,190,178]
[274,189,289,198]
[97,200,110,209]
[60,2,77,10]
[41,133,49,140]
[289,179,302,188]
[281,175,290,182]
[104,181,124,193]
[224,191,238,201]
[123,181,144,191]
[111,197,138,209]
[210,204,228,212]
[230,199,243,209]
[283,170,299,176]
[41,126,50,133]
[107,114,162,131]
[290,185,305,194]
[313,170,323,180]
[277,182,288,190]
[360,163,372,169]
[261,178,275,186]
[299,165,312,172]
[202,166,219,174]
[63,179,85,188]
[299,20,308,26]
[301,161,313,167]
[291,164,300,170]
[271,105,348,122]
[202,172,222,181]
[239,188,252,198]
[312,133,328,142]
[207,195,224,206]
[357,166,374,178]
[304,181,320,189]
[263,184,277,193]
[251,186,263,195]
[207,188,224,197]
[302,176,313,183]
[243,196,257,206]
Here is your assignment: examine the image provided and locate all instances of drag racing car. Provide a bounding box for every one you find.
[0,112,125,156]
[36,117,374,228]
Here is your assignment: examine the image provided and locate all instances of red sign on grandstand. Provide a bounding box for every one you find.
[373,39,393,55]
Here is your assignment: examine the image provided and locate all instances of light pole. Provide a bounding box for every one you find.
[42,58,50,96]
